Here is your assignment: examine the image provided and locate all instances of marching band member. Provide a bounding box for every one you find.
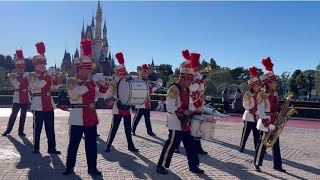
[132,64,157,136]
[175,50,207,155]
[29,42,61,154]
[63,39,107,176]
[156,50,204,175]
[253,57,286,173]
[188,52,208,155]
[104,52,139,152]
[2,50,31,136]
[239,66,260,152]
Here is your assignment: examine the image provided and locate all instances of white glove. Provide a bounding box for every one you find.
[23,72,30,78]
[92,73,103,82]
[189,83,199,92]
[268,124,276,131]
[194,73,203,81]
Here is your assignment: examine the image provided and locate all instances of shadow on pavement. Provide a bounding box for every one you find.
[7,136,81,180]
[210,139,320,178]
[97,137,181,180]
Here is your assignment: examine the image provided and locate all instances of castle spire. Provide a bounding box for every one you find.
[151,58,155,67]
[103,17,107,31]
[81,19,85,39]
[91,15,95,27]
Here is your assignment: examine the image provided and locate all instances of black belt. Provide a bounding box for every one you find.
[70,104,91,108]
[32,93,50,97]
[14,89,29,92]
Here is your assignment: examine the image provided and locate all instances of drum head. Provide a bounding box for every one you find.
[117,77,130,105]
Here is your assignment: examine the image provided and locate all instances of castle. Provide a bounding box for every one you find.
[60,0,115,76]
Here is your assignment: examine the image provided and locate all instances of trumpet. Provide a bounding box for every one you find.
[7,73,19,80]
[92,73,114,85]
[29,72,38,83]
[199,64,213,75]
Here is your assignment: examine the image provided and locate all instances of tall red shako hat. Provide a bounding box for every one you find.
[247,66,260,87]
[114,52,128,78]
[179,49,196,80]
[74,39,94,69]
[260,57,277,85]
[15,49,25,68]
[32,42,47,65]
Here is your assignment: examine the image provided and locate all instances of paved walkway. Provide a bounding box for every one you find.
[0,109,319,179]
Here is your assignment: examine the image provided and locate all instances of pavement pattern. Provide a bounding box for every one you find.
[0,109,319,180]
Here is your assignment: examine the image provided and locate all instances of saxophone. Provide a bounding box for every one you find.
[262,92,298,149]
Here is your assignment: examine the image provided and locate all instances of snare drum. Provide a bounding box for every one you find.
[117,77,148,105]
[191,114,216,140]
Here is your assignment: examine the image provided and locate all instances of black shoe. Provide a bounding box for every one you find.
[105,147,110,152]
[48,150,61,154]
[274,166,286,173]
[156,166,168,175]
[198,150,208,155]
[18,132,26,136]
[128,147,139,152]
[174,149,180,154]
[33,149,40,154]
[254,165,261,172]
[132,131,136,136]
[148,133,156,136]
[189,166,204,174]
[88,169,102,176]
[2,132,9,136]
[63,168,74,175]
[239,148,244,153]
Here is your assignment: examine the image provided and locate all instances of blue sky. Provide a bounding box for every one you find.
[0,1,320,75]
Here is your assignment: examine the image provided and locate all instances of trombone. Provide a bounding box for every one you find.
[150,79,163,89]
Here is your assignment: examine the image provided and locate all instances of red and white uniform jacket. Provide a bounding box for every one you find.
[29,71,59,112]
[256,90,279,132]
[10,72,31,104]
[242,91,258,122]
[105,81,131,116]
[67,76,107,127]
[189,78,205,114]
[166,84,201,131]
[135,82,157,109]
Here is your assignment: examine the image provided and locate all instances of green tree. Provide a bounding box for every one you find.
[209,58,219,69]
[166,74,179,88]
[154,64,173,87]
[148,72,157,81]
[205,70,233,96]
[289,69,302,97]
[25,58,35,72]
[199,60,208,70]
[316,63,320,92]
[277,71,291,96]
[303,70,316,100]
[295,70,316,99]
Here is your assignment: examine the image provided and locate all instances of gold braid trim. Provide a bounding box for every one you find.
[243,91,252,101]
[167,86,180,99]
[257,92,268,104]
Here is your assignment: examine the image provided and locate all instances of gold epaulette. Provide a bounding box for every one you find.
[108,81,117,92]
[167,85,180,99]
[243,91,252,101]
[257,92,268,104]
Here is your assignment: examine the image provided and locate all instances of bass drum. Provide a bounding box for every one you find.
[117,77,148,105]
